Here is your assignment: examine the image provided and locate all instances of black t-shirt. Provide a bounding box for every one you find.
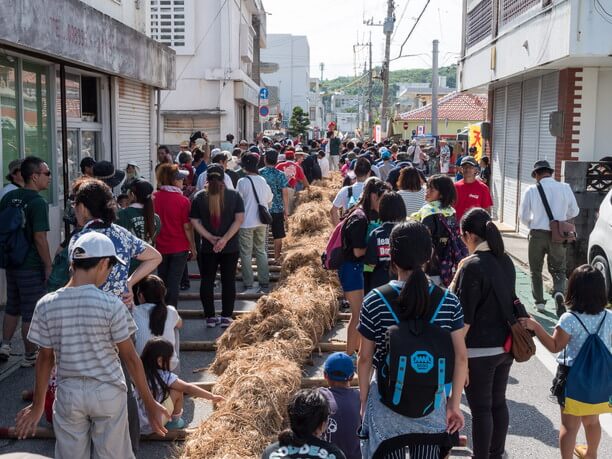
[364,222,394,290]
[226,169,239,188]
[342,209,368,262]
[385,161,412,190]
[189,188,244,253]
[302,155,322,183]
[261,436,346,459]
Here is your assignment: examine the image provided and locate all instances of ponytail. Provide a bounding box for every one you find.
[135,275,168,336]
[461,208,505,257]
[484,220,504,257]
[396,266,431,320]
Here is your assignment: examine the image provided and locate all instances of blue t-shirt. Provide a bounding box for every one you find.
[320,387,361,459]
[70,223,146,297]
[358,280,464,367]
[259,166,289,213]
[556,310,612,366]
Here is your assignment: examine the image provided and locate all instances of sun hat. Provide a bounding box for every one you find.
[531,159,554,178]
[93,160,126,188]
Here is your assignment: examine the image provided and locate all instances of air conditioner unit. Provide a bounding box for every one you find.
[240,24,254,63]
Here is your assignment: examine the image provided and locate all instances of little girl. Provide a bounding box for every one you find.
[137,338,225,433]
[520,264,612,459]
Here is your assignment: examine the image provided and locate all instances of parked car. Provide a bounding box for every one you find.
[588,188,612,299]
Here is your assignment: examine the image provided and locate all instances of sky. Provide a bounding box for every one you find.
[262,0,462,80]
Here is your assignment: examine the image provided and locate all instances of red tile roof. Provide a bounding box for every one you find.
[397,92,488,121]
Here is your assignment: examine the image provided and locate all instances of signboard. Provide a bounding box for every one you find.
[403,121,409,130]
[259,87,269,121]
[468,123,483,161]
[259,87,269,100]
[417,125,425,135]
[259,105,270,118]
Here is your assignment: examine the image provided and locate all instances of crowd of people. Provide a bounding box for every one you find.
[0,131,609,459]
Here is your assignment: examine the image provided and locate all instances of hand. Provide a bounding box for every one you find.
[144,399,170,437]
[284,210,289,220]
[44,265,52,282]
[15,403,44,439]
[446,404,464,434]
[122,286,134,308]
[518,317,537,331]
[213,238,227,253]
[207,235,221,245]
[212,394,226,404]
[189,245,197,260]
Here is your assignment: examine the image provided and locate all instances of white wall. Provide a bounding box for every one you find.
[81,0,145,32]
[570,0,612,57]
[594,69,612,160]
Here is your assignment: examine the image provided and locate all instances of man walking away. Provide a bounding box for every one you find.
[15,232,169,458]
[327,131,341,171]
[454,155,493,223]
[0,156,52,367]
[519,160,579,316]
[260,150,290,263]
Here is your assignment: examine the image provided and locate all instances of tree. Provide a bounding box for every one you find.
[288,106,310,137]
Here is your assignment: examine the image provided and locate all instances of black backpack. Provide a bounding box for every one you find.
[373,283,455,418]
[0,194,36,269]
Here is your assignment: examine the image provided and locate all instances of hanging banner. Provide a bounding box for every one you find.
[469,123,483,161]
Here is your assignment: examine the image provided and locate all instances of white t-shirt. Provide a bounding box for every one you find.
[136,369,178,434]
[318,157,330,178]
[332,181,365,211]
[237,175,273,228]
[0,183,18,200]
[196,169,235,191]
[133,303,181,370]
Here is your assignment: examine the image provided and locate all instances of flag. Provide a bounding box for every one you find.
[469,123,483,161]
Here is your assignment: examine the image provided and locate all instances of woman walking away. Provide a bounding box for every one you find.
[154,163,197,307]
[237,153,273,294]
[397,167,425,216]
[261,388,347,459]
[520,265,612,459]
[413,174,466,287]
[137,338,224,434]
[358,221,467,458]
[340,177,390,359]
[190,164,245,328]
[452,208,517,459]
[133,275,182,370]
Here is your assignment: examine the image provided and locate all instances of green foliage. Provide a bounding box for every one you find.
[288,106,310,137]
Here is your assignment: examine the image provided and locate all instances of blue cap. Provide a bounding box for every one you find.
[381,149,392,160]
[324,352,355,381]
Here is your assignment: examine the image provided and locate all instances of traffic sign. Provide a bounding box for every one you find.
[259,88,269,100]
[403,121,409,130]
[259,106,270,118]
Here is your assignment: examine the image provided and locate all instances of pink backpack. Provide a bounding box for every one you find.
[321,208,364,270]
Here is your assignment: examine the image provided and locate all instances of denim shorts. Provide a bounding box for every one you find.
[338,260,364,292]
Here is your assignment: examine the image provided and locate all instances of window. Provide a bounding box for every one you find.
[149,0,193,54]
[466,0,493,49]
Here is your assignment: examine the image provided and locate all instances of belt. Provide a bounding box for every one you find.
[530,229,551,233]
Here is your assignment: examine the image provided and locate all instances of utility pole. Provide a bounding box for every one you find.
[381,0,395,136]
[320,62,324,82]
[368,33,373,134]
[431,39,439,138]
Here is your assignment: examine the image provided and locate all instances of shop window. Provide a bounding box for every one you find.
[81,76,98,122]
[0,55,20,187]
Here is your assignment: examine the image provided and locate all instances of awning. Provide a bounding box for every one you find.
[0,0,175,89]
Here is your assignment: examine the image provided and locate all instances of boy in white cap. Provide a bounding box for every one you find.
[15,232,169,459]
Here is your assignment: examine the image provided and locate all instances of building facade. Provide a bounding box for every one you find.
[460,0,612,232]
[260,34,310,124]
[149,0,267,147]
[0,0,175,263]
[396,77,455,113]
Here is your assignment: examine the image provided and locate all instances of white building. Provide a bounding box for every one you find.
[460,0,612,232]
[261,34,310,124]
[308,78,325,137]
[0,0,174,268]
[149,0,267,147]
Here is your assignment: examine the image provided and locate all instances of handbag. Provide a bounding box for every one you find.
[536,183,577,244]
[246,176,273,225]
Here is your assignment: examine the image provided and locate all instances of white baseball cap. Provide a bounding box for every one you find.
[70,232,127,265]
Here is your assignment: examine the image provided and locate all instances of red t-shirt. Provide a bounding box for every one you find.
[153,190,191,254]
[276,161,306,188]
[454,179,493,222]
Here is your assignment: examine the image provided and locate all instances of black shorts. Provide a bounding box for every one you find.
[270,212,286,239]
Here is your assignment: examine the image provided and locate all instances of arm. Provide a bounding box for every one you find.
[33,232,52,280]
[566,185,580,220]
[213,212,245,253]
[519,318,570,353]
[330,206,341,227]
[170,378,225,403]
[447,329,467,433]
[190,218,219,245]
[15,348,55,439]
[282,187,289,218]
[116,339,169,436]
[357,337,375,418]
[519,190,531,226]
[128,243,162,298]
[183,222,197,257]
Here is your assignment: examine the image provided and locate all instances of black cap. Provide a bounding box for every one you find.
[460,156,479,167]
[206,164,225,182]
[93,160,125,188]
[241,153,260,173]
[531,160,554,178]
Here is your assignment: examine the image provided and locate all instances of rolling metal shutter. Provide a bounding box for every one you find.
[518,77,541,235]
[117,79,152,180]
[492,87,507,221]
[502,82,522,229]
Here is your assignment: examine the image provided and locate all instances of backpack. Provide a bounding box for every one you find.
[0,194,36,269]
[563,312,612,416]
[322,208,365,270]
[346,184,359,210]
[373,283,455,418]
[434,214,468,287]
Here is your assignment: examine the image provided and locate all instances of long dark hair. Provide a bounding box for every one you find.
[140,338,174,401]
[390,221,433,320]
[74,178,116,226]
[129,179,156,243]
[136,275,168,336]
[278,389,330,446]
[350,177,390,220]
[426,174,456,208]
[460,208,504,257]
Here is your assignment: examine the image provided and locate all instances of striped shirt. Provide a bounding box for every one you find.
[28,285,137,390]
[358,280,464,368]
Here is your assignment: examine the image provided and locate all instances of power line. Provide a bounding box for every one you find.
[396,0,431,60]
[391,0,411,43]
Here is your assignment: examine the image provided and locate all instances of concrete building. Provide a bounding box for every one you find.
[308,78,325,138]
[0,0,174,264]
[260,34,310,123]
[149,0,266,147]
[396,77,455,113]
[459,0,612,232]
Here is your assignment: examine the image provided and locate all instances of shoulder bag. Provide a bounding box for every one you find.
[536,183,577,244]
[246,176,273,225]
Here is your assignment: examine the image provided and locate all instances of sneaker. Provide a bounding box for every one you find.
[21,351,38,368]
[535,303,546,313]
[206,317,220,328]
[165,417,186,430]
[554,292,566,317]
[180,283,190,291]
[220,317,234,328]
[0,343,11,362]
